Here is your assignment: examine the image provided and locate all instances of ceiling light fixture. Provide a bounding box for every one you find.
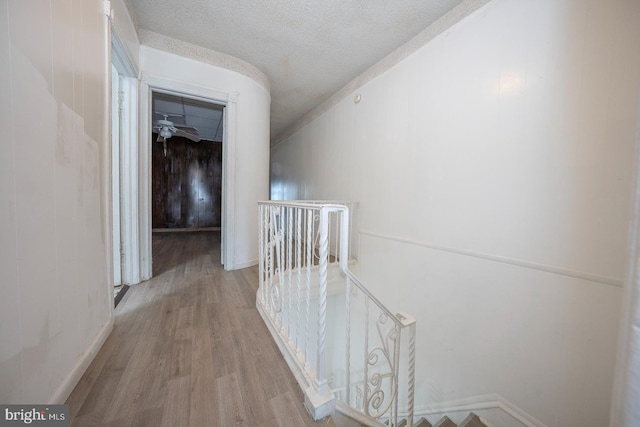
[160,127,173,139]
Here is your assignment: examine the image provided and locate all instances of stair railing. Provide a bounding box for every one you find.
[257,201,416,426]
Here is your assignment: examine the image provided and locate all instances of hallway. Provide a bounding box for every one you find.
[66,232,328,426]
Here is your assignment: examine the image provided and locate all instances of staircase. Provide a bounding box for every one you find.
[330,412,488,427]
[409,413,487,427]
[257,201,418,425]
[258,201,490,427]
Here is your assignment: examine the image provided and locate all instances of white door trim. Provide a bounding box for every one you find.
[119,75,140,284]
[611,87,640,427]
[139,73,239,274]
[111,26,140,285]
[110,64,122,286]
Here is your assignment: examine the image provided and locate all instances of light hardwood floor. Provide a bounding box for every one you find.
[66,231,331,427]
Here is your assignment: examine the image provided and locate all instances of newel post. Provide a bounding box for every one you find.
[316,206,329,389]
[397,311,417,427]
[304,206,335,419]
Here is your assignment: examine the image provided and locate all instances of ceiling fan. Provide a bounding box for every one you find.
[153,114,201,143]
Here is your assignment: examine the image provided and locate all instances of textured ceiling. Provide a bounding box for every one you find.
[127,0,466,140]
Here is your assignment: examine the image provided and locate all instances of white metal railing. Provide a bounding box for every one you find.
[256,201,416,426]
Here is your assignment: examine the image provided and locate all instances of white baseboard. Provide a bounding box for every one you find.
[48,317,114,404]
[412,394,547,427]
[232,258,258,270]
[334,401,386,427]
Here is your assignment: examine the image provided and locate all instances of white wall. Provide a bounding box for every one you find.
[0,0,113,404]
[271,0,640,425]
[140,45,270,269]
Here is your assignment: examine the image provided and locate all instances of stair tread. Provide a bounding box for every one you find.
[415,417,432,427]
[330,412,486,427]
[459,413,487,427]
[432,416,457,427]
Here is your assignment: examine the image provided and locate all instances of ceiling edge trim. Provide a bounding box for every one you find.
[271,0,492,147]
[139,29,271,93]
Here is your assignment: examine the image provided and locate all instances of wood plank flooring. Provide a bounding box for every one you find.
[66,231,330,427]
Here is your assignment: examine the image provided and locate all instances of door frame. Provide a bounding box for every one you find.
[610,87,640,427]
[139,74,239,276]
[111,30,139,285]
[110,63,122,286]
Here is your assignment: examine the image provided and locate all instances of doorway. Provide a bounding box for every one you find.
[151,93,224,231]
[150,91,225,271]
[138,74,242,274]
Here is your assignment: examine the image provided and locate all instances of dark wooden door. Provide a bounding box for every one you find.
[152,135,222,229]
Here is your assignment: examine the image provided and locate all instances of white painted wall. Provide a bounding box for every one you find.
[140,45,270,269]
[271,0,640,426]
[0,0,113,404]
